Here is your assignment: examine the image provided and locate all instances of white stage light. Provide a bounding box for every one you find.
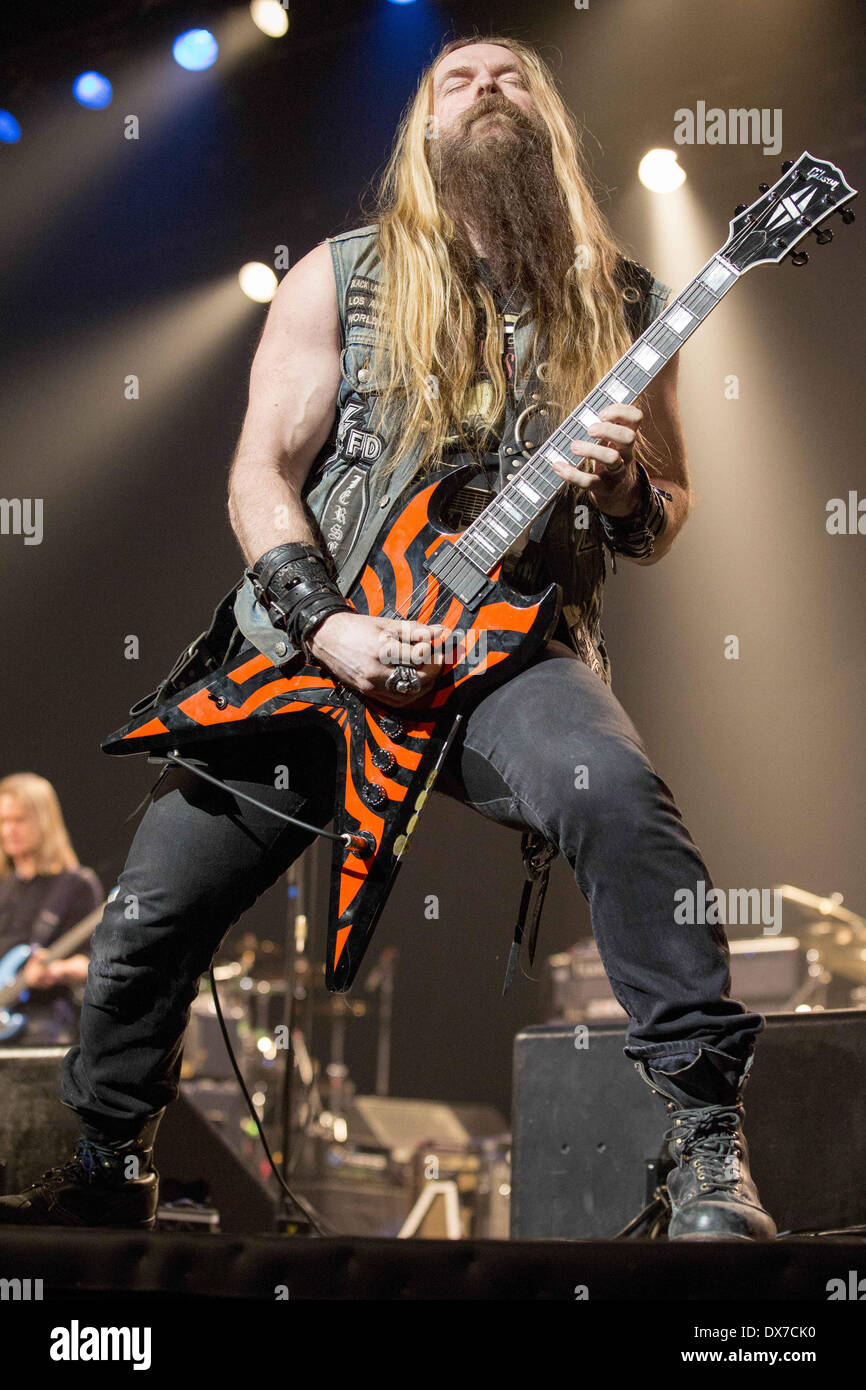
[238,262,278,302]
[638,149,686,193]
[250,1,290,37]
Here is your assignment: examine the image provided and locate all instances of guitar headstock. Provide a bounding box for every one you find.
[722,151,857,273]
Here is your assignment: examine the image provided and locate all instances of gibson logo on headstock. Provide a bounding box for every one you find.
[807,166,839,188]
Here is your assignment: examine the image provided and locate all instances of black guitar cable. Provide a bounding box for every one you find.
[207,959,335,1236]
[162,749,345,1237]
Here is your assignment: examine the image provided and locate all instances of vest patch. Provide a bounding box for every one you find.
[319,463,369,569]
[337,400,383,464]
[346,274,381,331]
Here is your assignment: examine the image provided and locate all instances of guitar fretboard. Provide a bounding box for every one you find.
[455,253,741,574]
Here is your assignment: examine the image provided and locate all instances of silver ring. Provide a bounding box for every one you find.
[384,665,421,695]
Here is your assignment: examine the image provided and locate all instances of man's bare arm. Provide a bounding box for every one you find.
[227,241,342,564]
[226,241,448,705]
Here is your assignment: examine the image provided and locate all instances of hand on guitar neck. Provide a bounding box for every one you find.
[308,611,453,706]
[23,948,89,990]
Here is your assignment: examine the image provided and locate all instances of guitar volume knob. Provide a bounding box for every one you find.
[379,715,405,741]
[363,781,388,809]
[371,748,397,774]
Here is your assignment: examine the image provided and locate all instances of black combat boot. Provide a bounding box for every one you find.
[635,1054,777,1241]
[0,1110,163,1229]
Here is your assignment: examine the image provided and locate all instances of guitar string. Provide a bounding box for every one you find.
[347,176,828,646]
[377,213,785,634]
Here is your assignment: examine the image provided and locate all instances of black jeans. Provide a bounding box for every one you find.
[61,640,763,1141]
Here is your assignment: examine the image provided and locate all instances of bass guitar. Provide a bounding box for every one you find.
[0,903,105,1041]
[103,152,856,994]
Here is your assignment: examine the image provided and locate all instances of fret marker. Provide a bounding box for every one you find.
[632,343,660,372]
[663,305,694,334]
[474,534,496,554]
[487,518,509,539]
[543,446,568,465]
[500,498,523,521]
[578,406,600,429]
[516,479,540,504]
[603,376,630,402]
[701,259,734,292]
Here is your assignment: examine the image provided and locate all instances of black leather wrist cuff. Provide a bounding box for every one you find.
[599,464,670,560]
[251,542,334,592]
[248,543,351,649]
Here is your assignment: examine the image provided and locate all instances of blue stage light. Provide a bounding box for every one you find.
[172,29,219,71]
[0,110,22,142]
[72,72,113,109]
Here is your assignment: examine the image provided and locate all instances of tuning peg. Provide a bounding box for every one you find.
[733,203,748,215]
[758,182,770,193]
[814,227,834,245]
[781,159,794,173]
[840,207,856,225]
[790,250,809,266]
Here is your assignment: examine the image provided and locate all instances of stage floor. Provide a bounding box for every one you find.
[0,1228,864,1301]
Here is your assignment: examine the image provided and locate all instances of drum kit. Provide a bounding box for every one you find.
[548,884,866,1022]
[776,884,866,1007]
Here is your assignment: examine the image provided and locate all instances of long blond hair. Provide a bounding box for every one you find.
[367,33,641,479]
[0,773,80,877]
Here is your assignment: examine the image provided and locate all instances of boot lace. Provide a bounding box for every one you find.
[31,1140,120,1192]
[664,1104,744,1192]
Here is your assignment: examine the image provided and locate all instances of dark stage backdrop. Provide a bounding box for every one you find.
[1,0,863,1123]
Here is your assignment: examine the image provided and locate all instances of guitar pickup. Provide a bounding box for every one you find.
[425,542,492,605]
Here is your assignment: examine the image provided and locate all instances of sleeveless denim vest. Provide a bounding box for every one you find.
[235,224,670,684]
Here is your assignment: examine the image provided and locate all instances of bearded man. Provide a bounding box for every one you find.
[0,36,775,1241]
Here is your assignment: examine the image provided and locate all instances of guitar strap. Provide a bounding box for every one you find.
[126,585,246,721]
[29,871,91,950]
[502,832,559,994]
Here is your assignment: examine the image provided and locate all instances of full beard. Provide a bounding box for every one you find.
[427,93,577,330]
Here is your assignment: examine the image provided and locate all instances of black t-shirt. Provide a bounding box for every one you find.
[0,868,103,1044]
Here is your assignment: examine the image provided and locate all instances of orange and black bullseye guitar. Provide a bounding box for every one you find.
[102,152,856,993]
[105,462,561,993]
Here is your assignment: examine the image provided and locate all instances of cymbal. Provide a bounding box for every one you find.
[776,885,866,938]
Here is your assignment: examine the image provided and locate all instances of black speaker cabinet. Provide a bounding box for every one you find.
[0,1049,278,1233]
[511,1010,866,1239]
[0,1047,81,1193]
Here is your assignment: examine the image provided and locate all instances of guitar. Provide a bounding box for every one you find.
[102,152,856,994]
[0,903,104,1041]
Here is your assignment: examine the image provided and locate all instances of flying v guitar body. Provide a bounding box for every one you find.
[102,464,561,992]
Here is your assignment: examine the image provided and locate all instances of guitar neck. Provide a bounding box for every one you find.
[0,903,104,1009]
[455,252,741,573]
[40,904,104,962]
